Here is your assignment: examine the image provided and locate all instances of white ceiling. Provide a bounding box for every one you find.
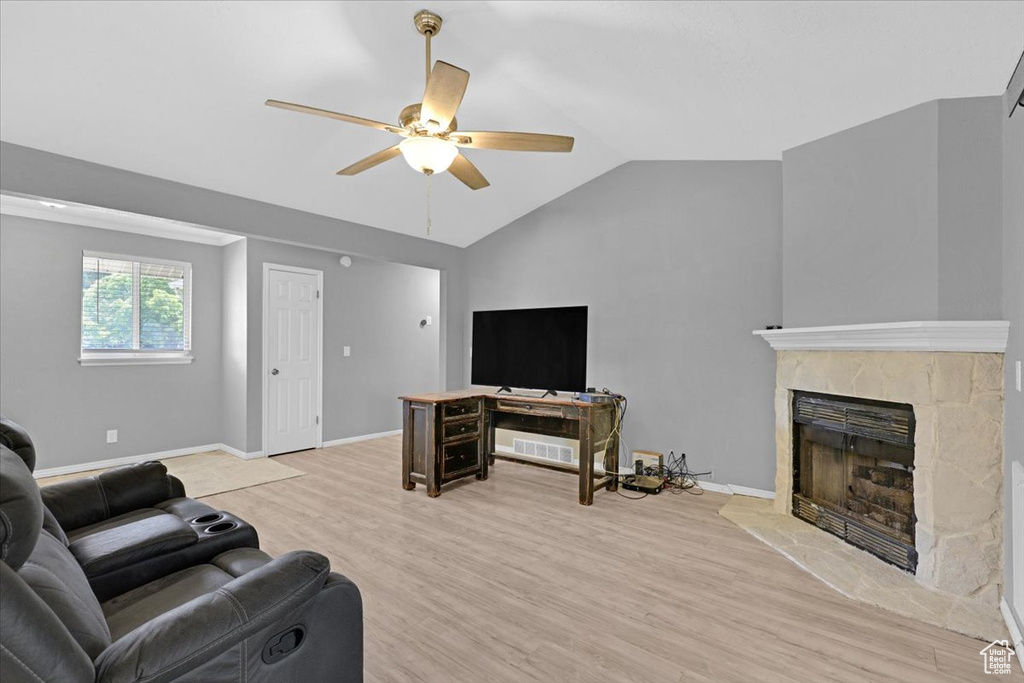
[1,1,1021,247]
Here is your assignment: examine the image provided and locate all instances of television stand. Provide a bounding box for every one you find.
[495,386,512,394]
[399,390,620,505]
[539,389,558,398]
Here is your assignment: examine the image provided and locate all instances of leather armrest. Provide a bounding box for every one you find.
[70,514,197,577]
[94,551,331,683]
[41,462,180,532]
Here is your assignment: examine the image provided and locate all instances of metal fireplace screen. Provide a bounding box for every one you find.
[792,391,917,573]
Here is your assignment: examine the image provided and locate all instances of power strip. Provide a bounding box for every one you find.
[621,475,663,495]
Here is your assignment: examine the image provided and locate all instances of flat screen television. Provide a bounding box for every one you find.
[471,306,588,393]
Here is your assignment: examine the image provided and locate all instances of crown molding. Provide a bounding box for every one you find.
[0,193,244,247]
[753,321,1010,352]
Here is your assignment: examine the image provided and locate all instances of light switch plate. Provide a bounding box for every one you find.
[343,346,351,357]
[425,316,433,326]
[1016,360,1021,392]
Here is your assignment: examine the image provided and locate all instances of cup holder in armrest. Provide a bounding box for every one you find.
[204,521,238,534]
[191,513,224,525]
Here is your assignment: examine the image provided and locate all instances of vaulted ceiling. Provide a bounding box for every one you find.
[1,1,1021,246]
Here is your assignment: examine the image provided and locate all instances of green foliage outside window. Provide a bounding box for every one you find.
[81,261,186,351]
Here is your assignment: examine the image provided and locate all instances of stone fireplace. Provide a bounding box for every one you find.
[749,321,1010,637]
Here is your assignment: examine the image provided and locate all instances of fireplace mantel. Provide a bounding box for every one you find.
[753,320,1009,352]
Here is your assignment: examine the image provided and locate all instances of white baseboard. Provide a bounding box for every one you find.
[34,443,223,479]
[322,429,402,448]
[729,484,776,499]
[696,479,776,499]
[1001,598,1024,673]
[217,443,265,460]
[695,480,733,495]
[33,442,270,478]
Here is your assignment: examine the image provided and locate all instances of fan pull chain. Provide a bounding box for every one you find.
[426,174,432,236]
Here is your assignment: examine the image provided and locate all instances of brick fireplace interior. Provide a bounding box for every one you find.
[792,391,917,573]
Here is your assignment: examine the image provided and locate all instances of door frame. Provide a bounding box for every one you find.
[262,262,324,457]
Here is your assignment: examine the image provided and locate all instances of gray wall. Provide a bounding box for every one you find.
[244,239,440,453]
[1003,93,1024,630]
[0,215,224,468]
[0,141,466,392]
[464,161,783,490]
[782,97,1003,327]
[937,97,1005,320]
[221,239,248,453]
[782,102,939,327]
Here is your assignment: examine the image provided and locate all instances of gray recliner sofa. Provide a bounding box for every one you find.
[0,416,260,601]
[0,445,363,682]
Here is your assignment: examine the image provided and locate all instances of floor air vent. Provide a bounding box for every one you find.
[513,438,574,465]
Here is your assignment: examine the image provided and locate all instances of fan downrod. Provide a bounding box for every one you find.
[414,10,442,36]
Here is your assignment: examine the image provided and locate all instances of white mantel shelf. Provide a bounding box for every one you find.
[753,321,1009,352]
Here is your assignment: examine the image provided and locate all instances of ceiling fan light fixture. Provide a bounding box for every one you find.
[399,136,458,175]
[266,8,573,192]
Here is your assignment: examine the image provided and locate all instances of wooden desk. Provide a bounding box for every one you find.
[399,390,620,505]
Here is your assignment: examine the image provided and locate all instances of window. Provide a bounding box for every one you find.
[80,252,193,365]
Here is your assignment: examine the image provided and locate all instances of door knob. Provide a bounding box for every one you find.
[271,368,279,375]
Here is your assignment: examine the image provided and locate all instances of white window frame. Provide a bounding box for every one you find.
[79,250,194,366]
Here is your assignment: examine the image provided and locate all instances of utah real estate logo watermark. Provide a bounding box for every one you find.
[980,640,1017,675]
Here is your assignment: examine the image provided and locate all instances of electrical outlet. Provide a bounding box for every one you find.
[706,469,715,480]
[1016,360,1021,392]
[343,346,351,357]
[106,429,118,444]
[425,316,433,326]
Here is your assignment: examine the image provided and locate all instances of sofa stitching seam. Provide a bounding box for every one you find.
[0,509,11,561]
[221,588,248,621]
[95,478,110,519]
[0,642,47,683]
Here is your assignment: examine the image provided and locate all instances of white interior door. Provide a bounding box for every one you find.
[264,266,321,456]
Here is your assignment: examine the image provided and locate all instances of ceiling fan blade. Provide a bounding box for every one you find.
[266,100,405,135]
[420,61,469,131]
[448,153,490,190]
[451,131,574,153]
[336,146,402,175]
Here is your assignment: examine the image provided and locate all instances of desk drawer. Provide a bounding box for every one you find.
[495,400,566,418]
[444,418,479,441]
[443,438,479,477]
[444,399,481,421]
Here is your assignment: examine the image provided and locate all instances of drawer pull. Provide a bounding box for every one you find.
[444,421,479,441]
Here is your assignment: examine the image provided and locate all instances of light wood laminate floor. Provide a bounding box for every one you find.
[202,436,1016,683]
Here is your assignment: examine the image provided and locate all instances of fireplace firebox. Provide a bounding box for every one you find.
[792,391,917,572]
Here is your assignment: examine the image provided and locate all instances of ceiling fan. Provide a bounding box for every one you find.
[266,9,574,190]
